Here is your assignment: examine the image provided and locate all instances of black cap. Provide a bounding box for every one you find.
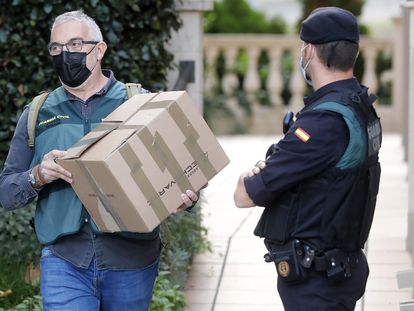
[300,7,359,44]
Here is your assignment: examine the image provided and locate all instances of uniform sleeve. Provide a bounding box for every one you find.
[0,107,38,210]
[244,109,349,207]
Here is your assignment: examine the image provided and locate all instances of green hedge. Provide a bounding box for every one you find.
[0,0,182,165]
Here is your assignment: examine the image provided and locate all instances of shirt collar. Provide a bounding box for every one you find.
[304,77,361,106]
[96,69,116,95]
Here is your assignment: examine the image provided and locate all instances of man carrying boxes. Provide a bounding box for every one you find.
[0,10,229,310]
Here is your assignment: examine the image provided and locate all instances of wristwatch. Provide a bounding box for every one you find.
[28,168,37,187]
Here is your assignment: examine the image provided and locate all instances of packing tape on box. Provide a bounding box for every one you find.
[93,123,119,132]
[141,100,218,180]
[68,123,119,156]
[76,160,129,231]
[137,127,194,193]
[119,143,171,220]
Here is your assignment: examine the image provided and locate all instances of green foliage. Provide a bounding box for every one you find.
[159,204,210,288]
[0,0,182,166]
[205,0,287,34]
[0,204,41,310]
[298,0,365,23]
[375,51,392,105]
[0,295,42,311]
[11,295,42,311]
[149,272,185,311]
[0,258,40,310]
[0,203,40,266]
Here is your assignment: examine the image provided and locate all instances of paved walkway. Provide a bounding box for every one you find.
[184,133,411,311]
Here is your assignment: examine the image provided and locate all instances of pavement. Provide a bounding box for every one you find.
[184,133,411,311]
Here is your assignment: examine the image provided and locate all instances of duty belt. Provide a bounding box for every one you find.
[264,239,362,284]
[304,247,361,283]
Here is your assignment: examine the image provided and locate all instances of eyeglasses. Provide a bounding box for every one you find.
[48,38,99,56]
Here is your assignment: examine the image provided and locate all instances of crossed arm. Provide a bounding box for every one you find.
[233,160,265,208]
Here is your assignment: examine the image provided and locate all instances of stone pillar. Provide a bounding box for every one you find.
[402,1,414,257]
[166,0,214,112]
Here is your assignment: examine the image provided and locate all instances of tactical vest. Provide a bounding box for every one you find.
[29,82,158,244]
[254,86,382,252]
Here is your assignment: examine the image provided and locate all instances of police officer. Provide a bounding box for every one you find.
[234,7,382,311]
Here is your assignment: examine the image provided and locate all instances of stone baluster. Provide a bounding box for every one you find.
[222,47,239,95]
[204,46,219,94]
[267,47,283,106]
[289,48,306,111]
[243,47,261,95]
[362,47,378,94]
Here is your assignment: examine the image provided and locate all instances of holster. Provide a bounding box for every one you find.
[264,239,307,284]
[314,248,353,284]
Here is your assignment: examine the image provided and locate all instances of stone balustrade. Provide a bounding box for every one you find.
[203,33,400,134]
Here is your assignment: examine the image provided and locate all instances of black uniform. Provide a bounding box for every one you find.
[244,78,381,310]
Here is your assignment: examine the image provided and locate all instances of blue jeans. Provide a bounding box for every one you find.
[40,247,159,311]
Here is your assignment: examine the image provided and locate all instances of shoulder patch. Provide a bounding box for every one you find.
[294,127,310,142]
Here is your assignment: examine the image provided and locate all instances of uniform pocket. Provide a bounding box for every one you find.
[254,193,298,242]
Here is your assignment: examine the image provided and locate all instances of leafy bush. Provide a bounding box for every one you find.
[0,257,40,310]
[0,203,40,266]
[0,295,42,311]
[149,272,185,311]
[0,0,182,166]
[205,0,287,34]
[159,204,210,288]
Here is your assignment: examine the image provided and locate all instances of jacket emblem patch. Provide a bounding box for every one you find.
[294,127,310,142]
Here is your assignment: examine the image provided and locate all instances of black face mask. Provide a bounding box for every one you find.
[52,50,94,88]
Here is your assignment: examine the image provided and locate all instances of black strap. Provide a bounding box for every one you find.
[313,249,360,271]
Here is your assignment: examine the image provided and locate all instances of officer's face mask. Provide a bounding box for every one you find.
[299,44,313,87]
[52,47,97,88]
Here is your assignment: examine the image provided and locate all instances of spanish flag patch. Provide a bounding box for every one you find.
[294,128,310,142]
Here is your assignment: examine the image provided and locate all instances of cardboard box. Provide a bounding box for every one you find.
[59,91,230,233]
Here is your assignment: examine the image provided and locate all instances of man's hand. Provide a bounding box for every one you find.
[174,183,209,214]
[249,160,266,176]
[234,160,266,208]
[36,149,72,185]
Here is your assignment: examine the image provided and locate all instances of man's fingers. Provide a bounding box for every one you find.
[248,160,266,177]
[186,190,198,202]
[252,167,261,174]
[256,160,266,169]
[38,165,72,184]
[49,149,68,160]
[39,150,72,184]
[53,163,72,179]
[180,190,199,208]
[181,193,193,207]
[254,160,265,169]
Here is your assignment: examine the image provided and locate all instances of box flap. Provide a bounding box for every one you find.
[62,123,118,160]
[102,93,159,123]
[151,91,185,102]
[81,128,138,161]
